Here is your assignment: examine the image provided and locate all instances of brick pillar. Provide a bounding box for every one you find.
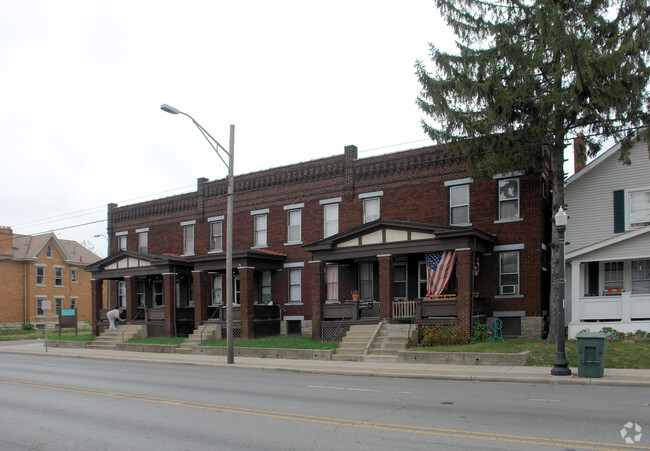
[125,276,138,323]
[109,280,118,309]
[163,273,176,336]
[239,267,255,339]
[310,261,326,340]
[378,255,393,320]
[91,279,103,337]
[456,249,472,339]
[193,270,209,326]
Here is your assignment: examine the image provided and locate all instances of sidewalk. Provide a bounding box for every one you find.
[2,340,649,387]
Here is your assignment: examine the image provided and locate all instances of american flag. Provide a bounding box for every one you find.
[425,251,456,296]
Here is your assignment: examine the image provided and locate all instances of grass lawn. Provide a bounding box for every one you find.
[0,328,93,342]
[128,337,185,345]
[413,339,650,368]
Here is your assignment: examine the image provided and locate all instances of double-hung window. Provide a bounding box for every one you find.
[209,216,224,252]
[632,260,650,294]
[137,228,149,253]
[359,262,373,300]
[499,251,519,295]
[629,188,650,228]
[181,221,195,256]
[285,264,303,303]
[153,281,164,307]
[445,178,472,225]
[261,271,272,304]
[393,264,407,300]
[211,275,223,305]
[326,265,339,302]
[284,203,303,244]
[320,197,341,238]
[36,297,45,316]
[498,178,520,219]
[54,297,63,316]
[360,191,382,224]
[251,209,269,247]
[118,281,127,308]
[36,266,45,285]
[54,267,64,287]
[70,268,77,283]
[116,232,128,251]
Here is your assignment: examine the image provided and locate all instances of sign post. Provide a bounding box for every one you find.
[42,300,51,352]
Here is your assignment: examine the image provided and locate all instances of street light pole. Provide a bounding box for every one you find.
[161,104,235,364]
[551,206,571,376]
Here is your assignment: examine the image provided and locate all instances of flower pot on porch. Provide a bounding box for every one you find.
[352,294,360,301]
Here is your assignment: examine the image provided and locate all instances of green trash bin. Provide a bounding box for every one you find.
[576,332,606,378]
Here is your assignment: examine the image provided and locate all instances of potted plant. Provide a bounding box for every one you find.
[351,290,359,301]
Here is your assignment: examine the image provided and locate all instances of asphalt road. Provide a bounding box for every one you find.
[0,353,648,450]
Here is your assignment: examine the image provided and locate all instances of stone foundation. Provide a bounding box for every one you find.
[521,316,544,339]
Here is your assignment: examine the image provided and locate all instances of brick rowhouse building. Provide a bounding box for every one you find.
[86,144,552,340]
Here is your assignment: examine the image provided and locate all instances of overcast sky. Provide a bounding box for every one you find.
[1,1,577,258]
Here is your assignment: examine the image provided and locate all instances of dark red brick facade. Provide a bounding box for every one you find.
[89,143,551,339]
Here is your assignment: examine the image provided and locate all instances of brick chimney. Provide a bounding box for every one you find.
[574,133,587,173]
[0,226,14,257]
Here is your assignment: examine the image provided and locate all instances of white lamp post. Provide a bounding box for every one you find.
[551,206,571,376]
[161,104,235,364]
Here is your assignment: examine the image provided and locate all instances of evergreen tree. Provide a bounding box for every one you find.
[416,0,649,343]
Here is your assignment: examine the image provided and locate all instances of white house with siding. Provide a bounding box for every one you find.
[565,132,650,338]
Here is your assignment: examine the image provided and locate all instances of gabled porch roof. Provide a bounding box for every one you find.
[84,250,193,279]
[303,218,495,261]
[189,248,287,272]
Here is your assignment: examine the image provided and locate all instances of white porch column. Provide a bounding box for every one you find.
[568,260,582,338]
[621,292,632,322]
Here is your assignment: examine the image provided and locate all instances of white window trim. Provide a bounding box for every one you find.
[115,231,128,236]
[54,266,64,287]
[626,186,650,230]
[493,171,525,179]
[252,212,268,249]
[180,220,196,227]
[250,208,270,216]
[208,215,225,222]
[285,208,302,245]
[36,265,46,286]
[494,244,525,252]
[497,177,521,220]
[136,228,149,233]
[359,191,384,199]
[182,223,195,256]
[284,262,305,268]
[283,203,304,211]
[444,177,473,187]
[209,219,224,254]
[449,184,471,226]
[319,197,342,205]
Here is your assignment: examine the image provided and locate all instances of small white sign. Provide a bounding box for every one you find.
[42,300,51,310]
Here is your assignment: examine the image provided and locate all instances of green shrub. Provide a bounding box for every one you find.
[21,323,35,331]
[633,330,648,341]
[470,322,489,344]
[600,326,621,341]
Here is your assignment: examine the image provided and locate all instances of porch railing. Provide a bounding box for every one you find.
[393,299,417,320]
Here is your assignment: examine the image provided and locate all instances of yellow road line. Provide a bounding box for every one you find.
[1,378,647,450]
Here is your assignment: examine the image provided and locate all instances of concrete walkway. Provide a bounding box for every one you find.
[1,340,649,387]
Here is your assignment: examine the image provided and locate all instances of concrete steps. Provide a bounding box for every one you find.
[362,324,411,363]
[331,325,377,362]
[87,325,147,349]
[176,324,222,353]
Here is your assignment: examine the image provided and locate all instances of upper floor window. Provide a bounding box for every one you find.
[360,191,383,224]
[322,202,339,238]
[499,251,519,295]
[450,185,470,225]
[629,188,650,228]
[70,268,77,283]
[36,266,45,285]
[116,232,128,251]
[137,229,148,253]
[286,209,302,244]
[181,221,195,255]
[209,216,224,252]
[46,245,52,258]
[54,267,64,287]
[252,210,268,247]
[498,178,520,219]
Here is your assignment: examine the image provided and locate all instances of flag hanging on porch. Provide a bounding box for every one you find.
[425,251,456,296]
[474,255,480,277]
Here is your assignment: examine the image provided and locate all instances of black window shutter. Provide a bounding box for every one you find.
[613,190,625,233]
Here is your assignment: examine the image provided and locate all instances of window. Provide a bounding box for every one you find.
[138,231,148,253]
[153,281,164,307]
[36,266,45,285]
[137,281,146,307]
[118,281,127,308]
[54,267,63,287]
[288,268,301,303]
[632,260,650,294]
[326,265,338,302]
[54,297,63,316]
[286,209,301,243]
[70,268,77,283]
[116,233,127,251]
[46,245,52,258]
[499,251,519,295]
[261,271,272,304]
[393,264,407,300]
[254,214,268,247]
[183,224,195,255]
[70,297,77,310]
[323,202,339,238]
[629,188,650,228]
[498,178,520,219]
[36,297,45,316]
[210,220,223,252]
[363,198,380,223]
[418,262,427,298]
[450,185,469,224]
[234,276,241,305]
[359,262,373,300]
[211,275,223,305]
[604,261,624,293]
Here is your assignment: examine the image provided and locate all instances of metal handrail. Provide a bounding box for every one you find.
[199,306,222,344]
[121,308,144,343]
[330,301,356,342]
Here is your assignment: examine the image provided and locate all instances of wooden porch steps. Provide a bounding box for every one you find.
[87,324,147,349]
[176,324,222,353]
